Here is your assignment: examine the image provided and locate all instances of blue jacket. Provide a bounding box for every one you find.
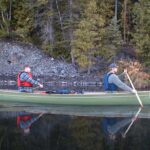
[103,73,118,92]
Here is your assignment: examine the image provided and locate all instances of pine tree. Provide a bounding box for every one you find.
[0,0,12,37]
[72,0,106,73]
[131,0,150,66]
[12,0,35,41]
[104,17,123,57]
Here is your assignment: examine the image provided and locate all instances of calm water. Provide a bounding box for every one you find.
[0,105,150,150]
[0,79,102,92]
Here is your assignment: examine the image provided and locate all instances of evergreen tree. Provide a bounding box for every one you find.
[0,0,13,37]
[72,0,106,73]
[0,0,149,67]
[104,17,123,58]
[131,0,150,66]
[12,0,35,41]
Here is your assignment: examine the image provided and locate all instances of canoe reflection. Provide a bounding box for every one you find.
[0,106,147,150]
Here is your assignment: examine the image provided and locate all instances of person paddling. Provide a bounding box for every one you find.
[17,65,43,93]
[103,63,136,93]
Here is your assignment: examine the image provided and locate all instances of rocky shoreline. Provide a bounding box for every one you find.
[0,40,149,91]
[0,40,104,91]
[0,40,78,77]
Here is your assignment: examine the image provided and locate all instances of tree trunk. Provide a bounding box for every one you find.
[87,65,91,74]
[9,0,12,36]
[55,0,65,40]
[123,0,127,44]
[47,0,54,52]
[115,0,118,21]
[1,11,9,33]
[87,53,92,74]
[9,0,12,21]
[68,0,75,65]
[41,0,54,53]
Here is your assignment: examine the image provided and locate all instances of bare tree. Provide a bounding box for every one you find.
[68,0,75,65]
[123,0,127,43]
[55,0,65,40]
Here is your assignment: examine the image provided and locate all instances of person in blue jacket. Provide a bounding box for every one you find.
[102,117,132,141]
[103,63,136,93]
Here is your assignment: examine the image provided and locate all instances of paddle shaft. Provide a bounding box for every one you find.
[126,72,143,107]
[32,86,41,90]
[122,107,142,137]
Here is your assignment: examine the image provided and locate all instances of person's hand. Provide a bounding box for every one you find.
[38,83,43,88]
[132,89,137,94]
[123,69,127,74]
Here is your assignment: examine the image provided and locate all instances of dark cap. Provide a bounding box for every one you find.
[109,63,118,68]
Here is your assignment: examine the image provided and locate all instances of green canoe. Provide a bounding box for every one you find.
[0,90,149,106]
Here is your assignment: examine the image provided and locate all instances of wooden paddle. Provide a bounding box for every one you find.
[122,107,142,138]
[32,86,41,90]
[126,72,143,107]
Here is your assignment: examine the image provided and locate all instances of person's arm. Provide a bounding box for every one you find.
[107,118,132,134]
[20,114,44,129]
[109,74,133,92]
[118,69,128,80]
[118,72,126,80]
[20,72,39,85]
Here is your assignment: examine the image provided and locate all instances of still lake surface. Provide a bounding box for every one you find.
[0,103,150,150]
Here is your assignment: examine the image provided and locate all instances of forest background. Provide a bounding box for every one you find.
[0,0,149,75]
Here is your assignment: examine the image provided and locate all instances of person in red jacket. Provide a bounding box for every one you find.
[17,65,43,93]
[17,112,44,135]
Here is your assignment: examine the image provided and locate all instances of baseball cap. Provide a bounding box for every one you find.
[109,63,118,68]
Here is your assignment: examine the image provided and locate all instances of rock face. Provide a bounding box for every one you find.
[0,40,78,77]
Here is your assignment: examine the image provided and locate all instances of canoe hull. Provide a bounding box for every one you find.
[0,90,149,106]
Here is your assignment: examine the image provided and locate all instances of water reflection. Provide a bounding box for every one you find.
[102,107,141,142]
[0,106,149,150]
[17,112,44,135]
